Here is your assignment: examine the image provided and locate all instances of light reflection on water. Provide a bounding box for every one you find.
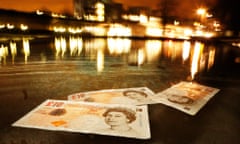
[0,36,232,80]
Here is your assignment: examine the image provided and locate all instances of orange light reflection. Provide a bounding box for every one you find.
[182,41,191,61]
[208,48,216,70]
[107,38,131,55]
[191,42,203,80]
[23,38,30,63]
[145,40,162,62]
[10,41,17,63]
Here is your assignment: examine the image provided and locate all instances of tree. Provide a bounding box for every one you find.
[211,0,240,35]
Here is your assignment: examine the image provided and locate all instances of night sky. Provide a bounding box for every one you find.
[0,0,74,13]
[1,0,240,31]
[0,0,216,14]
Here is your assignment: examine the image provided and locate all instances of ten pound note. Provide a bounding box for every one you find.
[153,81,220,115]
[12,99,151,139]
[68,87,157,105]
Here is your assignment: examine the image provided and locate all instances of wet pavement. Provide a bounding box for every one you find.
[0,37,240,144]
[0,59,239,144]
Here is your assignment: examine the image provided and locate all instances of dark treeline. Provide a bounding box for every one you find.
[211,0,240,35]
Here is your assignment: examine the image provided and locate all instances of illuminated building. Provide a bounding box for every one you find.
[73,0,122,22]
[73,0,85,19]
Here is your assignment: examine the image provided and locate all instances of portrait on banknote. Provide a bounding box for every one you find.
[153,81,220,115]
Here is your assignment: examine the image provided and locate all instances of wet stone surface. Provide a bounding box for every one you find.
[0,59,239,144]
[0,38,240,143]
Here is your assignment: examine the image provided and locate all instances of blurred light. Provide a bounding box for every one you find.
[95,2,105,21]
[54,37,67,57]
[107,38,131,54]
[107,24,131,37]
[10,41,17,63]
[7,23,14,29]
[60,37,67,57]
[206,13,213,18]
[52,13,58,17]
[146,27,162,37]
[165,29,175,38]
[36,10,44,15]
[162,40,182,60]
[232,42,240,48]
[197,8,206,15]
[195,30,204,36]
[69,37,78,56]
[149,16,161,23]
[23,38,30,63]
[138,49,145,66]
[207,48,216,70]
[0,24,5,29]
[97,48,104,72]
[182,41,191,61]
[0,45,8,64]
[213,21,220,27]
[128,14,140,22]
[69,37,83,56]
[68,27,82,34]
[193,22,201,27]
[122,14,129,20]
[54,37,61,57]
[139,14,148,23]
[95,2,104,9]
[20,24,28,31]
[77,37,83,56]
[0,45,4,58]
[84,26,105,36]
[199,52,207,72]
[204,32,214,38]
[51,13,66,18]
[191,42,203,80]
[59,15,66,18]
[184,29,193,36]
[53,26,66,33]
[83,39,105,61]
[174,20,180,25]
[145,40,162,62]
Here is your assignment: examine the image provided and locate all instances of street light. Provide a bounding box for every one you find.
[197,8,206,15]
[196,8,206,23]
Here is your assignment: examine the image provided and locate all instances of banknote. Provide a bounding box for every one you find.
[12,99,151,139]
[153,81,220,115]
[68,87,157,105]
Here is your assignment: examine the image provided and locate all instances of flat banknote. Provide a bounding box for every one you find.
[153,81,220,115]
[12,99,151,139]
[68,87,157,105]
